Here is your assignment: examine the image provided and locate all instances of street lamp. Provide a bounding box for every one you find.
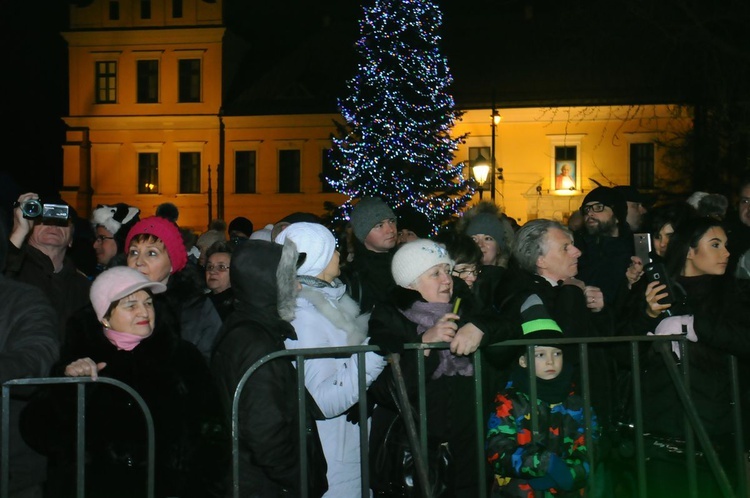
[472,152,490,199]
[490,108,501,202]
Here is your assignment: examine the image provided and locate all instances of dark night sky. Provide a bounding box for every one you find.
[0,0,69,200]
[0,0,745,201]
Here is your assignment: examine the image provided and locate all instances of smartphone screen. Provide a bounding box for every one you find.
[634,233,652,265]
[644,261,674,304]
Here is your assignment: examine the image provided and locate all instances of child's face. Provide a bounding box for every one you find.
[520,346,563,380]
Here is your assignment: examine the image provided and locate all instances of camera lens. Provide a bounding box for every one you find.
[21,199,43,218]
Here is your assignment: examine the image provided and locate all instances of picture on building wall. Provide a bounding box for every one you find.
[554,160,577,190]
[553,145,578,191]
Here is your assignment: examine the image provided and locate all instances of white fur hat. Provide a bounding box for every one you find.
[274,222,336,277]
[391,239,453,287]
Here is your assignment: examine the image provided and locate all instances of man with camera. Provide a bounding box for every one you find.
[5,192,90,341]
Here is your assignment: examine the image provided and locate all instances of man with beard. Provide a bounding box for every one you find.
[574,186,633,306]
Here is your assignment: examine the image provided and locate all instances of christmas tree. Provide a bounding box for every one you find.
[325,0,474,232]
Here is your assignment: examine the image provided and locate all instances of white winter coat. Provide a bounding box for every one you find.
[286,279,387,498]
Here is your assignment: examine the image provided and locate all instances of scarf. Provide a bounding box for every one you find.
[508,360,574,405]
[104,327,150,351]
[401,300,474,379]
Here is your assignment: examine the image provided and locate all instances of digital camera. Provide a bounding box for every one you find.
[15,199,70,222]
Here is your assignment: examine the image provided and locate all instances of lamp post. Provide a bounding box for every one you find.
[472,152,490,200]
[490,108,501,202]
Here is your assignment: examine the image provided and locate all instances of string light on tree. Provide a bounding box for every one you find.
[325,0,473,233]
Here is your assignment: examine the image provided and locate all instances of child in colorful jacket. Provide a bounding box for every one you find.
[486,295,599,497]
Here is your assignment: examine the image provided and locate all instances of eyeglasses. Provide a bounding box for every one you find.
[94,235,115,243]
[452,267,480,278]
[581,203,607,215]
[205,264,230,273]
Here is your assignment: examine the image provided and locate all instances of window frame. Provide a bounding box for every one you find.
[136,59,159,104]
[177,58,201,103]
[235,150,257,194]
[278,149,301,194]
[95,60,117,104]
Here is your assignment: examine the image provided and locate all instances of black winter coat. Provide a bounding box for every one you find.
[20,306,229,498]
[210,239,327,497]
[636,274,750,439]
[367,285,483,496]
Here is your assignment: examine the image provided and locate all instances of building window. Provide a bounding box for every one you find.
[109,1,120,20]
[172,0,183,18]
[140,0,151,19]
[630,143,655,189]
[136,60,159,103]
[138,153,158,193]
[278,149,300,193]
[178,59,201,103]
[321,149,336,193]
[179,152,201,193]
[95,61,117,104]
[235,151,257,193]
[554,145,578,191]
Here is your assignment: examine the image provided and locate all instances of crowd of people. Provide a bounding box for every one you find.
[1,178,749,498]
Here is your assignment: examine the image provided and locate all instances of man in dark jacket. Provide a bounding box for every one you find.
[0,215,60,497]
[501,218,619,497]
[210,239,328,497]
[5,192,90,341]
[339,196,398,314]
[574,186,634,307]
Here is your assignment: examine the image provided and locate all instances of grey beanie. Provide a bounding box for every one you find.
[465,213,505,243]
[350,197,396,242]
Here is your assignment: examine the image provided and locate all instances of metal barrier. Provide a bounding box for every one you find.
[1,377,155,498]
[2,334,747,498]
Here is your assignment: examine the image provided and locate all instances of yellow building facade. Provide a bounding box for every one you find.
[60,0,692,232]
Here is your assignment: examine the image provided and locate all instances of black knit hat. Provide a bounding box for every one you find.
[581,186,627,228]
[228,216,254,237]
[395,205,433,238]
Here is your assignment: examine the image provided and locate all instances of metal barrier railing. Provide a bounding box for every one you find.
[1,377,155,498]
[2,334,747,498]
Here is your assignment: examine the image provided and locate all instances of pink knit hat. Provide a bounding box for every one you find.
[125,216,188,273]
[90,266,167,321]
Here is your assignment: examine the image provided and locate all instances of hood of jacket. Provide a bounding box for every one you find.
[230,238,300,322]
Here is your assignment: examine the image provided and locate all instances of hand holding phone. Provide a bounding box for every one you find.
[644,261,675,305]
[634,233,652,265]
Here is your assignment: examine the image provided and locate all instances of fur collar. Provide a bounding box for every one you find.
[298,286,368,346]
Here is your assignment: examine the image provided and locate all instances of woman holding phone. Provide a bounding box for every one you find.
[634,216,750,497]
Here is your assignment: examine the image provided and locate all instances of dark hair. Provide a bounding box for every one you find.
[205,240,234,260]
[645,202,693,238]
[433,230,482,266]
[103,288,155,321]
[663,216,725,278]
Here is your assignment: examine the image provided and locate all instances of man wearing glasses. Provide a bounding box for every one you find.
[90,203,141,273]
[573,186,634,306]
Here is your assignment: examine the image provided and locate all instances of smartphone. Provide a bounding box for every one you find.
[634,233,652,265]
[644,261,674,305]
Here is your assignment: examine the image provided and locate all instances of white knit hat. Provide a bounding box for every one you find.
[391,239,453,287]
[274,222,336,277]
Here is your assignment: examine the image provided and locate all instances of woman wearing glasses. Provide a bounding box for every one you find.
[204,240,235,321]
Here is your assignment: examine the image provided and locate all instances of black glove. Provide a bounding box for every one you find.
[369,334,404,357]
[344,395,376,425]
